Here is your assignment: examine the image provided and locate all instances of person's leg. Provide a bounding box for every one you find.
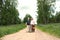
[27,25,29,32]
[28,25,31,32]
[30,25,32,32]
[28,25,30,32]
[31,25,33,32]
[31,25,32,32]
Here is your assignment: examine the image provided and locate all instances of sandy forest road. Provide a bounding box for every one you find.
[1,28,60,40]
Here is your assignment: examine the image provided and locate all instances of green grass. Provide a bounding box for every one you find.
[37,23,60,38]
[0,24,26,38]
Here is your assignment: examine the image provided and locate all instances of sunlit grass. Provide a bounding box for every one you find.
[0,24,26,38]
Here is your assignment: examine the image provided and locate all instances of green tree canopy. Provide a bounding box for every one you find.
[0,0,21,25]
[37,0,56,24]
[23,14,32,23]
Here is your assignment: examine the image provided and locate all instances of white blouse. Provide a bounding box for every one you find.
[30,20,35,25]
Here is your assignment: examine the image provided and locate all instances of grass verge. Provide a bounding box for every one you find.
[37,23,60,38]
[0,24,26,38]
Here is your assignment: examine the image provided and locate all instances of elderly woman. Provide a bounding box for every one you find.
[30,18,35,32]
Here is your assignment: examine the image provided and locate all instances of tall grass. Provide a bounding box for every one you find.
[0,24,26,38]
[37,23,60,38]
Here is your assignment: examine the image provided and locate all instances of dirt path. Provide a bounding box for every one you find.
[1,28,60,40]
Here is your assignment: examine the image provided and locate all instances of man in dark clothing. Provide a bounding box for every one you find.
[26,18,31,32]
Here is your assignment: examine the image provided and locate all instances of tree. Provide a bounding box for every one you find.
[23,14,32,23]
[0,0,4,25]
[0,0,21,25]
[55,12,60,23]
[37,0,56,24]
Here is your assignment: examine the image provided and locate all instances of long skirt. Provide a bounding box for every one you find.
[31,25,35,32]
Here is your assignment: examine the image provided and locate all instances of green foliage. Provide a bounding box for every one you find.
[48,12,60,23]
[23,14,32,23]
[55,12,60,23]
[0,24,26,37]
[0,0,21,25]
[37,0,56,24]
[37,23,60,38]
